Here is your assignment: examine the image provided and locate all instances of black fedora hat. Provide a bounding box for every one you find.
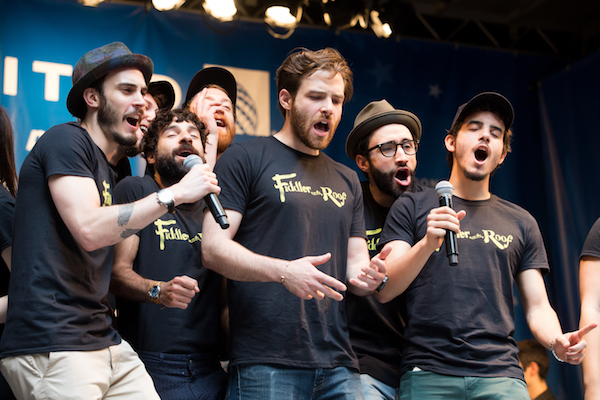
[67,42,153,119]
[346,99,422,160]
[148,81,175,111]
[184,67,237,107]
[450,92,514,132]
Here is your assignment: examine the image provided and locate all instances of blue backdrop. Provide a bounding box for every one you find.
[2,0,599,398]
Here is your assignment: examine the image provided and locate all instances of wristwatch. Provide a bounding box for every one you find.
[148,281,163,304]
[156,188,175,214]
[374,274,389,293]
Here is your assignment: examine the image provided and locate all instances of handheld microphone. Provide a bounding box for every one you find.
[435,180,458,266]
[183,154,229,229]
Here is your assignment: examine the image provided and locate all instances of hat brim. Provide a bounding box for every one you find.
[346,111,422,160]
[451,92,514,132]
[148,81,175,111]
[67,54,153,119]
[184,67,237,107]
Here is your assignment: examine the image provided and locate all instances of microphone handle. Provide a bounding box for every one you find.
[205,193,229,229]
[439,195,458,266]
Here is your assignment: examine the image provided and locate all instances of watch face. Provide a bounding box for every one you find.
[149,285,160,299]
[158,189,174,204]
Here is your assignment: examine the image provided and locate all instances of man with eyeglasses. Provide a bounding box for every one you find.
[345,99,423,400]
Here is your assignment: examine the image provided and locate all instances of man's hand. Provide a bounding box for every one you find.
[425,206,466,251]
[348,245,390,292]
[171,162,220,205]
[281,253,347,301]
[553,323,598,364]
[159,275,200,309]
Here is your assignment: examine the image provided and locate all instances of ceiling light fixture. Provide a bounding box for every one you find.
[78,0,105,6]
[152,0,185,11]
[370,10,392,38]
[203,0,237,22]
[264,1,305,39]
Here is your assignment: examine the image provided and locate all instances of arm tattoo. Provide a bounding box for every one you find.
[117,203,134,227]
[120,228,140,239]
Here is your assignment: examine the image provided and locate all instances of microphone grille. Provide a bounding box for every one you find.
[183,154,203,171]
[435,180,454,197]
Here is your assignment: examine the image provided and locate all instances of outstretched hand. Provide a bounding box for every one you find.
[348,245,390,292]
[553,322,598,364]
[281,253,347,301]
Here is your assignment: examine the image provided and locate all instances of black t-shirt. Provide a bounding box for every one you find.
[581,217,600,259]
[0,122,120,357]
[345,181,423,387]
[214,136,365,370]
[379,188,549,379]
[0,186,14,338]
[114,174,222,354]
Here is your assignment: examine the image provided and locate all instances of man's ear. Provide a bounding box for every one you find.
[146,151,155,165]
[82,87,100,110]
[444,134,455,153]
[355,154,371,174]
[279,89,293,113]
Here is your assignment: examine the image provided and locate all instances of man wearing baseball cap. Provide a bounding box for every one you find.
[185,67,237,165]
[345,99,424,399]
[0,42,220,399]
[375,92,596,399]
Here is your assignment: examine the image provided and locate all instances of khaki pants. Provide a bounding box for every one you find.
[0,340,160,400]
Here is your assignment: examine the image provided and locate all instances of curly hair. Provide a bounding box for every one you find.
[276,47,353,117]
[141,108,207,174]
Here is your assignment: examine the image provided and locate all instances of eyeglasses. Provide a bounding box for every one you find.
[367,140,420,157]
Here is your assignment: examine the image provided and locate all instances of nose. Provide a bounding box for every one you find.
[320,98,333,116]
[180,129,193,143]
[395,144,409,163]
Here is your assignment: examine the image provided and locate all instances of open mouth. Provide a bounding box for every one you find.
[474,148,488,162]
[125,115,140,129]
[314,121,330,134]
[215,117,225,128]
[140,125,148,135]
[395,168,411,186]
[176,147,196,158]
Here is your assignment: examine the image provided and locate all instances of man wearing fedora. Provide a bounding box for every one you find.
[185,67,237,166]
[344,99,423,400]
[0,42,220,399]
[375,92,595,399]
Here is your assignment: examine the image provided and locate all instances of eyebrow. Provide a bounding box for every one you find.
[466,119,504,133]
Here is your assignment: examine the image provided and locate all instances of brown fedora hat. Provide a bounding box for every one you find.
[67,42,153,119]
[346,99,422,160]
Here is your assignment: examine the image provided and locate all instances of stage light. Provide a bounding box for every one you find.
[78,0,104,6]
[320,0,367,30]
[370,10,392,38]
[203,0,237,22]
[265,4,300,29]
[152,0,185,11]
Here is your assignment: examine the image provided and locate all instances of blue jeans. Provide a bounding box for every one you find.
[399,369,529,400]
[360,374,398,400]
[139,351,227,400]
[226,364,364,400]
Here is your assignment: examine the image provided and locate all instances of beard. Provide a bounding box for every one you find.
[154,154,187,186]
[289,102,335,151]
[216,118,236,155]
[371,166,415,200]
[97,91,137,147]
[463,169,487,182]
